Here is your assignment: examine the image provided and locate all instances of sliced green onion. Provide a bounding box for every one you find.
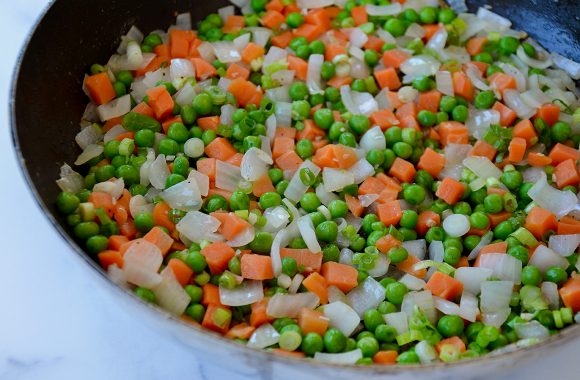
[510,227,538,247]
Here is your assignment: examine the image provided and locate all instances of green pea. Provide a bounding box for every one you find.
[521,265,542,286]
[322,244,340,263]
[74,221,100,239]
[300,193,321,213]
[313,108,334,130]
[417,110,437,127]
[327,199,347,219]
[357,336,379,358]
[167,122,189,143]
[295,45,311,60]
[186,251,207,272]
[545,266,568,285]
[229,191,249,211]
[86,235,108,255]
[316,221,338,243]
[439,96,457,113]
[384,18,406,37]
[413,75,433,92]
[438,8,456,24]
[385,281,408,305]
[364,49,380,67]
[475,91,495,110]
[309,40,325,55]
[403,184,426,205]
[339,132,357,147]
[103,139,120,159]
[452,105,468,122]
[323,328,347,353]
[444,246,461,265]
[116,70,134,86]
[158,138,179,155]
[508,245,529,264]
[249,231,273,254]
[469,212,489,230]
[349,115,371,135]
[56,192,80,214]
[134,129,155,148]
[276,180,289,195]
[499,36,520,55]
[363,309,384,333]
[286,12,304,28]
[203,194,229,213]
[301,332,323,356]
[500,170,523,191]
[419,6,438,24]
[484,194,503,213]
[325,86,340,102]
[551,121,571,143]
[494,221,513,240]
[165,173,185,188]
[116,164,139,186]
[438,315,464,337]
[292,100,311,120]
[366,149,385,167]
[425,226,446,243]
[258,191,281,210]
[474,52,493,64]
[387,247,408,264]
[351,79,367,92]
[192,93,212,115]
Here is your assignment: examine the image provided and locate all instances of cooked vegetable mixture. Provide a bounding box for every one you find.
[56,0,580,365]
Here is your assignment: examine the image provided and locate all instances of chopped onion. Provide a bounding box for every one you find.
[442,214,470,237]
[383,311,409,335]
[174,12,192,30]
[401,290,436,324]
[528,245,569,273]
[304,53,325,95]
[176,211,223,243]
[552,52,580,80]
[316,183,340,206]
[549,234,580,257]
[123,240,163,288]
[93,178,124,201]
[359,126,386,152]
[405,23,425,39]
[503,89,536,119]
[76,124,103,149]
[323,168,355,192]
[459,13,485,41]
[160,178,202,211]
[541,281,560,310]
[216,160,242,192]
[232,33,251,53]
[463,156,501,180]
[440,46,471,64]
[271,69,295,86]
[271,229,293,276]
[116,26,144,54]
[498,64,526,93]
[366,3,402,16]
[403,239,426,260]
[516,45,553,69]
[197,41,216,63]
[426,27,447,52]
[480,280,513,313]
[400,274,426,291]
[267,292,320,318]
[465,63,490,91]
[515,321,550,340]
[349,57,370,79]
[97,94,131,121]
[340,86,378,116]
[284,160,321,202]
[415,340,437,364]
[107,52,156,72]
[126,40,143,68]
[152,267,191,316]
[169,58,195,84]
[288,273,304,294]
[400,55,441,82]
[241,147,273,182]
[347,159,375,184]
[262,206,290,232]
[402,0,439,11]
[520,89,551,109]
[129,195,152,218]
[376,28,396,44]
[476,7,511,31]
[323,301,360,336]
[346,277,386,317]
[296,0,334,8]
[482,309,511,328]
[212,41,241,63]
[428,240,444,262]
[314,349,362,364]
[459,291,479,322]
[218,5,235,22]
[440,144,471,180]
[528,173,578,218]
[455,267,492,295]
[148,154,171,190]
[479,253,522,284]
[298,215,322,253]
[349,28,368,48]
[434,296,460,315]
[328,286,348,304]
[56,164,85,193]
[107,264,127,287]
[436,71,454,96]
[74,143,104,166]
[375,88,394,110]
[467,230,494,260]
[247,323,280,349]
[367,253,390,278]
[219,280,264,306]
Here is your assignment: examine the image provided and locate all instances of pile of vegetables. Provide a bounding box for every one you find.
[56,0,580,366]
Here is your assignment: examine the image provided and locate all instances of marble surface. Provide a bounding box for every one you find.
[0,1,578,379]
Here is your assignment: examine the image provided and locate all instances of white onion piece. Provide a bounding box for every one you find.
[148,154,170,190]
[426,27,447,52]
[215,160,242,192]
[549,234,580,256]
[341,86,378,116]
[401,290,436,324]
[323,168,355,192]
[552,52,580,80]
[455,267,492,295]
[400,55,441,80]
[346,277,386,317]
[465,63,489,91]
[327,286,348,305]
[383,311,409,335]
[93,178,124,200]
[459,14,485,41]
[440,46,470,64]
[367,253,390,278]
[515,321,550,340]
[467,230,494,260]
[56,164,85,193]
[126,40,143,68]
[528,173,578,218]
[528,245,569,273]
[76,124,103,149]
[521,89,551,109]
[284,160,321,202]
[152,267,191,316]
[296,0,334,8]
[116,26,144,54]
[169,58,195,83]
[443,214,470,237]
[197,41,216,62]
[482,308,511,328]
[405,23,425,39]
[403,239,427,260]
[74,143,104,166]
[129,195,149,218]
[366,3,402,16]
[323,301,360,336]
[480,281,513,313]
[227,225,255,247]
[479,254,522,284]
[247,27,272,48]
[271,229,292,276]
[219,280,264,306]
[298,215,322,253]
[415,340,437,364]
[436,71,454,96]
[218,5,235,22]
[463,156,502,180]
[267,292,320,318]
[360,126,386,152]
[375,88,394,111]
[402,0,439,11]
[241,147,273,182]
[359,194,379,208]
[541,281,560,310]
[347,159,375,184]
[316,183,340,206]
[439,144,471,180]
[476,7,511,31]
[247,323,280,349]
[262,206,290,232]
[376,29,397,44]
[459,291,479,322]
[434,297,460,315]
[428,240,444,262]
[97,94,131,121]
[288,273,304,294]
[220,104,236,126]
[314,349,363,364]
[233,33,251,52]
[516,46,553,69]
[503,89,536,119]
[176,211,223,243]
[272,70,295,86]
[212,41,241,63]
[400,274,426,291]
[107,264,127,287]
[349,28,368,48]
[123,240,163,288]
[523,166,545,183]
[107,52,156,72]
[306,54,325,95]
[160,179,202,211]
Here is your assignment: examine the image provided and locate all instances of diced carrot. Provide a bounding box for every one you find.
[345,194,364,217]
[131,102,155,118]
[212,212,251,241]
[119,220,137,239]
[467,61,489,76]
[488,72,517,97]
[375,234,401,254]
[197,157,216,182]
[188,39,202,57]
[88,191,114,217]
[326,76,353,88]
[98,250,123,270]
[271,30,293,49]
[359,177,384,196]
[108,235,129,251]
[202,304,231,334]
[417,148,446,178]
[452,71,474,101]
[190,57,217,80]
[102,117,123,133]
[170,29,195,58]
[325,44,348,62]
[555,159,580,189]
[303,272,329,304]
[228,77,263,107]
[396,254,427,279]
[438,121,469,146]
[250,298,273,327]
[376,173,403,191]
[395,102,417,121]
[143,226,174,256]
[161,116,183,134]
[513,119,538,146]
[468,140,497,161]
[201,242,236,275]
[417,210,440,236]
[321,262,358,293]
[398,116,419,131]
[85,72,116,105]
[388,157,416,183]
[298,308,329,336]
[266,0,284,12]
[287,55,308,81]
[226,322,256,340]
[275,150,304,171]
[377,200,403,226]
[466,36,488,56]
[436,336,466,354]
[455,256,470,268]
[525,207,558,239]
[166,258,193,286]
[293,23,324,41]
[373,351,398,365]
[370,109,399,130]
[271,348,306,358]
[299,120,327,142]
[252,174,276,197]
[154,44,170,58]
[204,137,237,161]
[374,67,401,90]
[508,137,527,162]
[196,116,219,131]
[488,211,512,228]
[241,42,265,64]
[558,217,580,235]
[422,24,441,42]
[312,139,329,152]
[382,49,410,69]
[280,248,323,272]
[305,8,331,30]
[351,6,368,25]
[492,101,517,126]
[536,104,560,126]
[225,63,250,80]
[275,127,297,140]
[559,278,580,313]
[223,15,245,34]
[436,177,466,205]
[226,152,244,167]
[363,35,384,52]
[241,254,274,280]
[113,132,135,143]
[202,283,222,306]
[417,90,442,113]
[146,86,174,120]
[480,242,508,256]
[272,137,295,160]
[333,144,358,169]
[322,6,341,19]
[548,143,580,165]
[527,152,552,167]
[425,271,464,301]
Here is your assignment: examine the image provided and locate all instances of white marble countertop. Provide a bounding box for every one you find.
[0,1,578,379]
